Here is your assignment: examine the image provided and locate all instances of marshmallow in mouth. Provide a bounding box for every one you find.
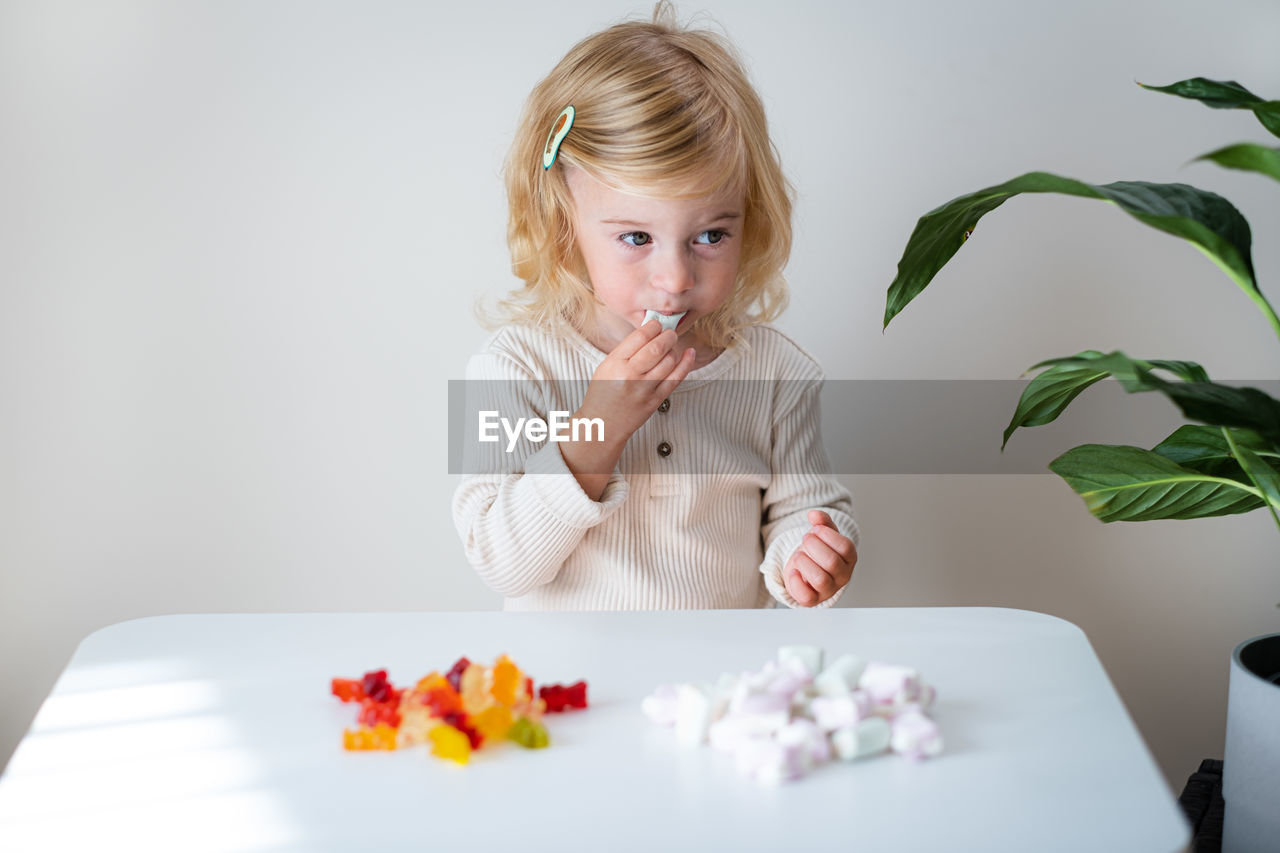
[643,309,687,332]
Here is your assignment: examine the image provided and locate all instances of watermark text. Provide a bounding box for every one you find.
[478,410,604,452]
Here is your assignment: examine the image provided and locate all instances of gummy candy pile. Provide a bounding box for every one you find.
[642,645,941,786]
[331,655,588,765]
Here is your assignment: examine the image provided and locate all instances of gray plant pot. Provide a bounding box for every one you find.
[1223,632,1280,853]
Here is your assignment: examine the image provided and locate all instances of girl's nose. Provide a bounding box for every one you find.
[651,248,695,294]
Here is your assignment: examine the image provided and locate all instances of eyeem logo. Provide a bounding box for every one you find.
[478,411,604,453]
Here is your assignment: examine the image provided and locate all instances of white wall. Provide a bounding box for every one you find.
[2,0,1278,792]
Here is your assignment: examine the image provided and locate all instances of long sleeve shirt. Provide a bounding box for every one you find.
[452,321,858,610]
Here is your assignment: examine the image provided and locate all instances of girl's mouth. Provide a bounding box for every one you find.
[643,309,688,332]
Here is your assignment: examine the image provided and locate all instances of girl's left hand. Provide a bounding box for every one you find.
[783,510,857,606]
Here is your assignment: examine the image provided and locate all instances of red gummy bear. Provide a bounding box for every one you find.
[445,657,471,693]
[539,680,588,713]
[539,684,563,712]
[361,669,397,704]
[359,698,402,729]
[565,680,588,709]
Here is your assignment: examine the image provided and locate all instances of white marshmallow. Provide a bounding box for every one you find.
[643,309,687,331]
[777,644,824,677]
[674,683,721,746]
[734,738,808,786]
[641,684,679,727]
[814,654,867,696]
[831,716,892,761]
[708,710,789,753]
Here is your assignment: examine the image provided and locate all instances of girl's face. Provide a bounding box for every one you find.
[566,167,744,354]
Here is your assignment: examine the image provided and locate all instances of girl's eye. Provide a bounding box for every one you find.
[621,232,652,247]
[695,230,725,245]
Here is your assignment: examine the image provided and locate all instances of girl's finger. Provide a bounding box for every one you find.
[808,509,833,528]
[628,329,678,374]
[642,348,681,383]
[808,524,857,563]
[611,319,666,362]
[792,552,837,599]
[800,532,841,573]
[785,565,818,606]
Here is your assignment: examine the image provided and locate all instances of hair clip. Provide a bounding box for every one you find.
[542,105,575,170]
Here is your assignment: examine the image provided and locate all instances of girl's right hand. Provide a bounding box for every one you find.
[580,319,696,446]
[560,320,695,498]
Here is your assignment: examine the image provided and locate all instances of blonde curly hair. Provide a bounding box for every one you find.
[493,2,792,349]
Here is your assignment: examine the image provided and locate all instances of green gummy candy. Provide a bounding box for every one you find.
[508,716,550,749]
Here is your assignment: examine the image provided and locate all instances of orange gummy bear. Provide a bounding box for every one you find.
[490,655,522,707]
[470,704,514,741]
[343,723,398,751]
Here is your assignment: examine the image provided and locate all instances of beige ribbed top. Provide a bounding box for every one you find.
[452,321,858,610]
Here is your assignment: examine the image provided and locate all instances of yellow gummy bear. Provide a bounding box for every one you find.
[490,654,522,707]
[428,724,472,764]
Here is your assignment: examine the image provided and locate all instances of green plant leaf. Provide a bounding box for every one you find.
[1151,381,1280,447]
[1152,425,1280,483]
[1140,78,1280,139]
[1002,352,1110,449]
[1196,143,1280,183]
[1154,424,1278,465]
[1025,351,1280,446]
[1032,351,1209,385]
[1048,444,1264,521]
[1003,350,1208,447]
[1233,443,1280,513]
[883,173,1259,330]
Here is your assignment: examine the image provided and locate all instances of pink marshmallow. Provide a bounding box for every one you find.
[732,689,791,717]
[776,717,832,766]
[890,709,944,761]
[810,692,872,731]
[859,662,922,707]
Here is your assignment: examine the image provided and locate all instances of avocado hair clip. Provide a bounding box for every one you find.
[542,105,575,169]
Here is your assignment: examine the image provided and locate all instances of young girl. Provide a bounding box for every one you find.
[453,4,858,610]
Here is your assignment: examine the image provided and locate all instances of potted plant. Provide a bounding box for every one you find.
[882,78,1280,853]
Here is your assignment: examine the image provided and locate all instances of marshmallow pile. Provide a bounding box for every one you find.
[641,645,942,785]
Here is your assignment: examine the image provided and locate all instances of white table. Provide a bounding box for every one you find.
[0,608,1188,852]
